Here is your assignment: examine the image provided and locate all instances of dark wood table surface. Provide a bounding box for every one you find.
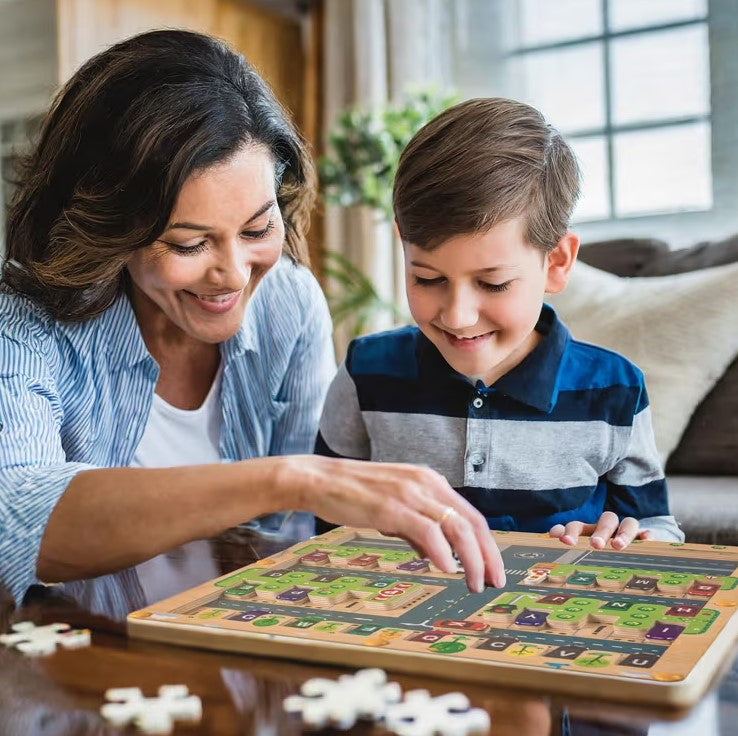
[2,527,737,736]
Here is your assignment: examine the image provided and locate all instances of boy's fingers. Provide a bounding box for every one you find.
[611,517,640,550]
[638,529,653,541]
[591,511,620,549]
[561,521,586,546]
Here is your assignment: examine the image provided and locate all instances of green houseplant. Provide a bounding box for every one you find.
[319,88,458,335]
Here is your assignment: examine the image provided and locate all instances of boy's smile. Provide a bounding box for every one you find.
[404,217,576,387]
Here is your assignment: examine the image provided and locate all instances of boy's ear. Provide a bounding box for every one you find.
[545,231,580,294]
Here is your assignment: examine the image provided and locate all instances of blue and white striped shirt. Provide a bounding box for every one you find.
[0,258,335,604]
[317,305,682,542]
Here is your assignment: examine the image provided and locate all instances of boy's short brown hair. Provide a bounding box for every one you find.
[393,97,580,253]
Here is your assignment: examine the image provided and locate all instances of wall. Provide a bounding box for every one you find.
[56,0,307,131]
[1,0,321,262]
[0,0,57,121]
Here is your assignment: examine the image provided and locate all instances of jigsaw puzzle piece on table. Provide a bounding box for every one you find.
[385,689,490,736]
[0,621,91,656]
[283,667,401,730]
[100,684,202,735]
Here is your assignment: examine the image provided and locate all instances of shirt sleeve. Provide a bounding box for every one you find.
[604,391,684,543]
[0,320,95,604]
[268,269,337,456]
[314,361,371,460]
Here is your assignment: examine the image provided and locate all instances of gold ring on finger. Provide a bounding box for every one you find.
[435,506,458,526]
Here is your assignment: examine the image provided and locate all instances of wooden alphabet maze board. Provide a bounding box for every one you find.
[129,528,738,705]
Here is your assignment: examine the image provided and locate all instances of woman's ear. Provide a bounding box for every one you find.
[545,231,580,294]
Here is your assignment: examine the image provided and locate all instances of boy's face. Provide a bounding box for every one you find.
[404,217,577,386]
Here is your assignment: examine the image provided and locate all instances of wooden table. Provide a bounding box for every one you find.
[2,527,737,736]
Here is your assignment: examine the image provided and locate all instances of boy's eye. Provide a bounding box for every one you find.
[413,275,511,292]
[480,280,511,293]
[414,275,446,286]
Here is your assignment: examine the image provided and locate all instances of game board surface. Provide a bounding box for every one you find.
[129,528,738,705]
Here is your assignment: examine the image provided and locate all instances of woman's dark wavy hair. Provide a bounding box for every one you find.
[2,29,315,321]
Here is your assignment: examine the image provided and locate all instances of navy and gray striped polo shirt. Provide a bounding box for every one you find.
[316,304,682,541]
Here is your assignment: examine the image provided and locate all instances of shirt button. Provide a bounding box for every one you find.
[472,397,484,409]
[470,453,485,468]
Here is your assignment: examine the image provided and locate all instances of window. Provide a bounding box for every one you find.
[505,0,711,223]
[452,0,730,243]
[1,114,43,253]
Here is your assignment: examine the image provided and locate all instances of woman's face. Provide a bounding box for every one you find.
[127,145,284,345]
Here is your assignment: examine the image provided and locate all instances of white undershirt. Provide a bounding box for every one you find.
[131,366,223,469]
[132,367,223,602]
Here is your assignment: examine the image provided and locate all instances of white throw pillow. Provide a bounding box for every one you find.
[547,260,738,464]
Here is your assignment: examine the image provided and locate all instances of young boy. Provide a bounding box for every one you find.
[316,98,683,549]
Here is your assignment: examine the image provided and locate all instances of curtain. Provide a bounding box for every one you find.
[322,0,455,356]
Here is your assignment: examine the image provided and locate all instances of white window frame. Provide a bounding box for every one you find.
[453,0,738,247]
[508,2,710,224]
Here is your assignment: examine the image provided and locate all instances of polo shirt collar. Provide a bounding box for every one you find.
[494,304,569,412]
[416,303,570,413]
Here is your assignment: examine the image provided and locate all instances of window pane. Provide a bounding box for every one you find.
[515,0,602,47]
[611,25,709,125]
[614,122,712,216]
[609,0,707,32]
[512,43,604,134]
[569,136,610,223]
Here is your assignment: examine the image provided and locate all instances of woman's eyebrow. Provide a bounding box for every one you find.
[165,200,276,232]
[244,199,276,224]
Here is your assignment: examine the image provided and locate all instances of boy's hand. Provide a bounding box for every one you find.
[549,511,653,550]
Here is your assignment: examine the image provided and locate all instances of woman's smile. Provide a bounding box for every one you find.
[182,289,244,314]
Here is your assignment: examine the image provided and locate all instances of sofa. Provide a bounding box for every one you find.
[548,235,738,545]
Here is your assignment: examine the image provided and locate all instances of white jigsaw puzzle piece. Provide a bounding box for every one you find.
[283,667,402,730]
[101,684,202,735]
[0,621,91,656]
[385,689,490,736]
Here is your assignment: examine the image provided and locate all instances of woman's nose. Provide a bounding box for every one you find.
[207,238,252,287]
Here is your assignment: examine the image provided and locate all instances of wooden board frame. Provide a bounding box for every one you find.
[128,528,738,706]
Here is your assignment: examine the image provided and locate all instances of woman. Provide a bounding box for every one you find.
[0,30,503,608]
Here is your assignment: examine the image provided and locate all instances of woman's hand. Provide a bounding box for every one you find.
[549,511,652,551]
[282,456,506,593]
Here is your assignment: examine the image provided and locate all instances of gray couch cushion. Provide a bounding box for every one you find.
[580,235,738,275]
[667,476,738,545]
[578,238,670,276]
[579,238,738,476]
[667,356,738,475]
